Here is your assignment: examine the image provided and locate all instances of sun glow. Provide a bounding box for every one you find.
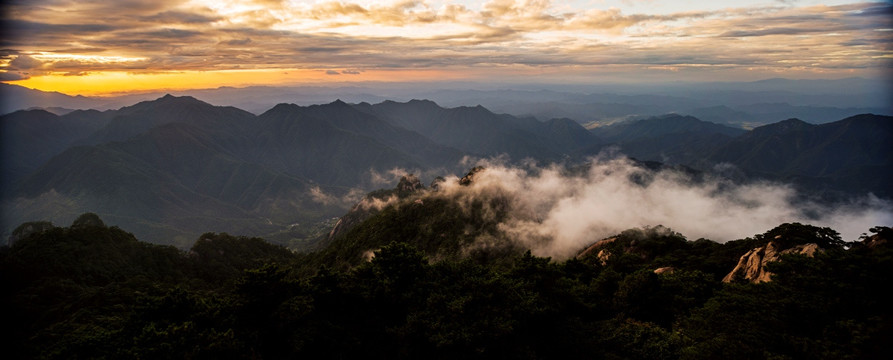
[7,68,463,96]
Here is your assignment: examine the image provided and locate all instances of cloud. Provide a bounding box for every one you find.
[9,54,44,70]
[308,186,366,208]
[141,10,222,24]
[220,38,252,46]
[136,28,204,39]
[368,167,421,187]
[325,70,341,75]
[431,155,893,259]
[0,54,48,80]
[0,71,30,81]
[0,1,890,82]
[62,71,89,76]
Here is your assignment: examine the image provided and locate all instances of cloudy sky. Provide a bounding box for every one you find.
[1,0,891,95]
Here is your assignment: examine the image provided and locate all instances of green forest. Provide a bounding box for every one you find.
[2,211,891,359]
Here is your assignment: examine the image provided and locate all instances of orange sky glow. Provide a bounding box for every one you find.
[8,69,467,96]
[1,0,891,95]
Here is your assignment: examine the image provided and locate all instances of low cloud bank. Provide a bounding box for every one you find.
[308,186,366,208]
[434,156,892,259]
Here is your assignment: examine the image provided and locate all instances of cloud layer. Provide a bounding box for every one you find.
[1,0,891,83]
[432,156,892,259]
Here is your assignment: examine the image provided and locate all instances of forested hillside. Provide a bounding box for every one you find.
[2,212,890,359]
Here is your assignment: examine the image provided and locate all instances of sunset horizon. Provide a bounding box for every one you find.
[2,0,891,96]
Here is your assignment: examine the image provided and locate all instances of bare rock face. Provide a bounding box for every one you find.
[654,267,675,275]
[576,237,617,261]
[722,241,821,283]
[596,249,611,266]
[397,174,424,195]
[459,166,485,186]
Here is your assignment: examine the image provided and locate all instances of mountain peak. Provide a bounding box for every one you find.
[154,94,201,103]
[264,103,300,114]
[129,94,206,108]
[753,118,813,134]
[778,118,808,125]
[407,99,438,106]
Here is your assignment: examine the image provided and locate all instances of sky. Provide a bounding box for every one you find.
[1,0,891,95]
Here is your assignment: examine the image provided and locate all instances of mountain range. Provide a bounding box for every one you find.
[4,80,890,126]
[591,114,893,198]
[2,94,890,248]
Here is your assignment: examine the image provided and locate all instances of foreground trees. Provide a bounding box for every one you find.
[2,217,890,359]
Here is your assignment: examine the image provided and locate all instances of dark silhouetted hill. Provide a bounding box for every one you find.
[356,99,600,160]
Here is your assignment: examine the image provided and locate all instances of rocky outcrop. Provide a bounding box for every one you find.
[576,237,617,264]
[722,241,821,283]
[396,174,424,196]
[459,166,485,186]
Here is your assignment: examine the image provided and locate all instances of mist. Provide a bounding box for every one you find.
[433,156,892,259]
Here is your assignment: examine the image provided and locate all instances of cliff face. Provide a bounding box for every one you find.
[722,241,821,283]
[576,237,616,265]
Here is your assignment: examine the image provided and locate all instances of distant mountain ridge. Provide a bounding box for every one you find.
[707,114,893,196]
[5,81,889,126]
[592,114,747,142]
[2,94,890,248]
[355,99,600,159]
[589,113,893,198]
[1,95,601,247]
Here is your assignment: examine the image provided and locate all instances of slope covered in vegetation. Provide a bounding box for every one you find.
[2,209,890,359]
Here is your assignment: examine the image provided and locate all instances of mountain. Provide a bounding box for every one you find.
[1,96,468,247]
[252,100,464,186]
[79,94,256,145]
[732,103,891,124]
[3,94,890,248]
[584,114,747,165]
[683,105,756,128]
[3,96,351,247]
[355,99,601,160]
[708,114,893,197]
[584,113,892,198]
[0,83,100,115]
[11,122,344,247]
[592,114,746,142]
[0,109,112,191]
